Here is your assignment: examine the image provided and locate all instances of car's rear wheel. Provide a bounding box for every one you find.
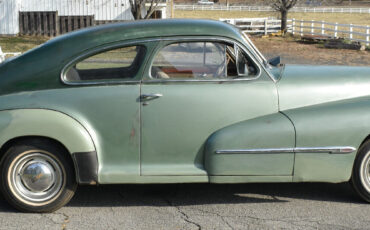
[0,139,77,212]
[351,140,370,202]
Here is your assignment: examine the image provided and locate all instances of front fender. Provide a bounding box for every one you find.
[0,109,97,184]
[283,95,370,182]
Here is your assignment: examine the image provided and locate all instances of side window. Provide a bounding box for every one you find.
[64,45,146,82]
[151,42,258,80]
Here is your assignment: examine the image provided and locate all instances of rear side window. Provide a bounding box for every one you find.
[64,45,146,82]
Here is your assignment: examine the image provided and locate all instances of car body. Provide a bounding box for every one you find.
[0,19,369,212]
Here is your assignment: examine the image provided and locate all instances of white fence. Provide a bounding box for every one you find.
[220,18,292,35]
[176,4,370,14]
[291,19,370,44]
[221,18,370,45]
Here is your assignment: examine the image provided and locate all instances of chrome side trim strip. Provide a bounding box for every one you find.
[215,148,294,154]
[215,146,357,155]
[294,146,357,154]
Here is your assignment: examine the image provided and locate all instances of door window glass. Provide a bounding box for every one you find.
[151,42,258,80]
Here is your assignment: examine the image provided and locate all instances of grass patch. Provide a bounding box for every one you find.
[0,36,48,53]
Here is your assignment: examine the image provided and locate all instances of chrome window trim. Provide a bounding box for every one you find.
[146,37,264,83]
[215,146,357,155]
[60,39,157,86]
[60,36,276,86]
[156,37,276,82]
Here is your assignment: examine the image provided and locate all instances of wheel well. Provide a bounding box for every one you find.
[360,134,370,150]
[0,136,75,173]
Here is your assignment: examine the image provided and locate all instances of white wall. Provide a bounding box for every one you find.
[0,0,168,35]
[0,0,135,35]
[19,0,134,20]
[0,0,20,35]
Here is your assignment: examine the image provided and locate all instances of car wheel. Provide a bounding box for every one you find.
[0,139,77,212]
[351,140,370,202]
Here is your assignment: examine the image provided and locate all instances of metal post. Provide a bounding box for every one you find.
[311,20,314,35]
[264,19,267,35]
[350,24,353,39]
[300,20,303,36]
[321,21,325,35]
[292,18,295,35]
[334,23,338,38]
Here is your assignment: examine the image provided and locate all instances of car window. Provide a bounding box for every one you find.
[64,45,146,82]
[151,42,257,80]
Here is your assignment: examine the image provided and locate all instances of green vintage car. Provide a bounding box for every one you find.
[0,19,369,212]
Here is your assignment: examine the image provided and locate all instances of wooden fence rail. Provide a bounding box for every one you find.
[19,12,58,36]
[220,18,292,35]
[19,12,97,36]
[176,5,370,14]
[221,18,370,45]
[291,19,370,45]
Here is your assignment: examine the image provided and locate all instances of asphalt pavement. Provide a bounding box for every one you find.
[0,182,369,230]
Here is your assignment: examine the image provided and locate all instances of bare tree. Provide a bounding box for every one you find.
[269,0,298,34]
[129,0,161,20]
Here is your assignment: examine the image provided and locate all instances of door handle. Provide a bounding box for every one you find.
[140,93,163,101]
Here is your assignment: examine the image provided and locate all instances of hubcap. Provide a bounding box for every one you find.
[10,152,64,204]
[20,161,55,192]
[360,151,370,193]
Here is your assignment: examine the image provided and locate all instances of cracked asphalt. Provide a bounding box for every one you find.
[0,183,369,230]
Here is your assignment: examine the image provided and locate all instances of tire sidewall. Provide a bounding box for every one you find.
[352,141,370,202]
[0,142,76,212]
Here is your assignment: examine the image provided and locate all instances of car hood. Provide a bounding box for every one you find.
[277,65,370,111]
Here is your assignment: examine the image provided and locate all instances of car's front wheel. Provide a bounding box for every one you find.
[0,139,77,212]
[351,140,370,202]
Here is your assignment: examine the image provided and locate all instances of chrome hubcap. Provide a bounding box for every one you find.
[10,152,64,204]
[360,151,370,193]
[20,161,55,192]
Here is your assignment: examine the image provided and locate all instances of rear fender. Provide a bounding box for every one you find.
[0,109,97,184]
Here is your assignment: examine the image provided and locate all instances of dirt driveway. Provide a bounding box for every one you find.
[251,36,370,66]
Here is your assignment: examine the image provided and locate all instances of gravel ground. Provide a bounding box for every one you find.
[251,36,370,66]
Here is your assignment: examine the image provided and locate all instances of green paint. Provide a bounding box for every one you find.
[0,19,369,185]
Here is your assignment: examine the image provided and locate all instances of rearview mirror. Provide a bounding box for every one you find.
[268,56,281,66]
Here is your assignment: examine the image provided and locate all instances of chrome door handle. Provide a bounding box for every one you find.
[140,93,163,100]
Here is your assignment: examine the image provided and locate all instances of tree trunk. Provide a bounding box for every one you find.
[281,10,288,34]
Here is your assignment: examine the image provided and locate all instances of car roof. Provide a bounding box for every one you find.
[0,19,245,94]
[47,19,243,50]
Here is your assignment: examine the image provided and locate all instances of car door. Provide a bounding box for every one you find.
[60,42,154,183]
[140,38,295,176]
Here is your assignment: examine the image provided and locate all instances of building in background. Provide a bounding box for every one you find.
[0,0,168,36]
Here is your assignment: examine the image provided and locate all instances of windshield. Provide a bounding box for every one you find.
[239,31,267,65]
